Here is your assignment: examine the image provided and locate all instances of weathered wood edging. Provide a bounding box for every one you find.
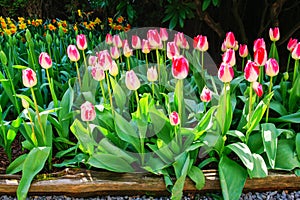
[0,168,300,197]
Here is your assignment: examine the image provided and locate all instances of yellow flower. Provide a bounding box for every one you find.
[62,27,68,33]
[36,19,43,25]
[27,19,31,25]
[18,22,27,30]
[78,9,82,17]
[18,17,25,22]
[73,24,78,31]
[9,23,16,29]
[48,23,56,31]
[1,21,7,29]
[4,29,11,35]
[108,18,113,24]
[10,28,17,34]
[62,20,67,27]
[94,17,101,24]
[117,16,124,23]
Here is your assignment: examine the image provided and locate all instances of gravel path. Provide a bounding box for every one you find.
[1,191,300,200]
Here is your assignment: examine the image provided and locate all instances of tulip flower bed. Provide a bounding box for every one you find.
[0,17,300,200]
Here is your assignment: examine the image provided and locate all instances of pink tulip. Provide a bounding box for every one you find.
[265,58,279,77]
[97,50,112,70]
[132,35,141,49]
[142,39,151,54]
[194,35,208,52]
[287,38,298,52]
[160,28,168,41]
[109,60,119,77]
[174,32,186,48]
[21,98,29,109]
[123,39,132,58]
[253,81,263,97]
[172,55,189,80]
[147,29,162,49]
[76,34,88,51]
[218,62,234,83]
[253,38,266,52]
[105,33,113,45]
[239,44,248,58]
[39,52,52,69]
[254,47,267,66]
[167,42,179,59]
[67,45,80,62]
[147,66,158,82]
[91,66,105,81]
[88,55,97,66]
[222,48,236,66]
[269,27,280,42]
[169,111,180,126]
[221,41,227,52]
[233,41,239,51]
[224,32,236,49]
[80,101,96,122]
[125,70,140,91]
[110,46,120,60]
[200,86,212,102]
[292,42,300,60]
[181,37,189,49]
[112,35,122,48]
[22,68,37,88]
[244,61,259,82]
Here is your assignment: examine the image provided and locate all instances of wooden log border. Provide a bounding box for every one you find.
[0,168,300,197]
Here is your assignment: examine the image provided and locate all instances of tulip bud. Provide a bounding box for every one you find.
[147,29,162,49]
[253,81,263,97]
[253,38,266,52]
[287,38,298,52]
[147,66,158,82]
[283,72,289,81]
[21,98,29,109]
[160,28,168,41]
[244,61,259,82]
[105,33,113,45]
[254,47,267,66]
[80,101,96,122]
[39,52,52,69]
[123,40,132,58]
[125,70,140,91]
[265,58,279,77]
[174,32,186,49]
[172,55,189,80]
[0,50,7,66]
[169,111,180,126]
[132,35,141,49]
[67,45,80,62]
[269,27,280,42]
[97,50,112,70]
[224,32,236,49]
[218,62,234,83]
[181,37,189,50]
[142,39,151,54]
[109,60,119,77]
[221,41,227,52]
[200,86,212,102]
[167,42,179,59]
[88,55,97,66]
[22,68,37,88]
[112,35,122,48]
[110,46,120,60]
[239,44,248,58]
[91,66,105,81]
[292,42,300,60]
[194,35,208,52]
[222,48,236,66]
[76,34,88,50]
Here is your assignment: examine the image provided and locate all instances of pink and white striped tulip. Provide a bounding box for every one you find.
[110,46,120,60]
[239,44,248,58]
[265,58,279,77]
[172,55,189,80]
[244,61,259,82]
[269,27,280,42]
[194,35,208,52]
[105,33,113,45]
[200,86,212,103]
[224,32,236,49]
[142,39,151,54]
[132,35,141,49]
[91,66,105,81]
[222,48,236,66]
[109,60,119,77]
[76,34,88,50]
[167,42,179,59]
[147,29,162,49]
[80,101,96,122]
[22,68,37,88]
[67,45,80,62]
[112,35,122,48]
[253,81,263,97]
[287,38,298,52]
[88,55,97,66]
[292,42,300,60]
[254,47,267,66]
[123,39,132,58]
[147,66,158,82]
[97,50,112,70]
[39,52,52,69]
[218,62,234,83]
[125,70,140,91]
[253,38,266,52]
[160,28,168,41]
[169,111,180,126]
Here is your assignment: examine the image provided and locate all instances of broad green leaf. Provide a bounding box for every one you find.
[6,154,27,175]
[269,101,288,116]
[219,155,247,200]
[17,147,51,200]
[188,166,205,190]
[53,153,88,168]
[226,142,254,170]
[247,132,264,154]
[202,0,211,11]
[59,86,74,139]
[289,74,300,112]
[195,106,218,140]
[261,123,278,168]
[227,130,246,142]
[296,133,300,160]
[247,153,268,178]
[216,85,232,135]
[275,139,300,170]
[274,112,300,123]
[110,76,126,111]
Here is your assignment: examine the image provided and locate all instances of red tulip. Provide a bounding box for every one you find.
[22,68,37,88]
[142,39,151,54]
[80,101,96,122]
[172,55,189,80]
[253,38,266,52]
[244,61,259,82]
[222,48,236,66]
[67,45,80,62]
[97,50,112,70]
[239,44,248,58]
[200,86,212,102]
[105,33,113,45]
[160,28,168,41]
[110,46,120,60]
[287,38,298,52]
[169,111,180,126]
[147,66,158,82]
[125,70,140,91]
[167,42,179,59]
[265,58,279,77]
[224,32,236,49]
[253,81,263,97]
[269,27,280,42]
[91,66,105,81]
[194,35,208,52]
[112,35,122,48]
[39,52,52,69]
[132,35,141,49]
[147,29,162,49]
[76,34,87,50]
[123,39,132,58]
[292,42,300,60]
[254,47,267,66]
[109,60,119,77]
[218,62,234,83]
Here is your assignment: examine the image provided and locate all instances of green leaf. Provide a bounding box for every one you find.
[226,142,254,170]
[202,0,211,11]
[195,106,218,140]
[17,147,51,200]
[296,133,300,160]
[227,130,246,142]
[169,15,178,30]
[274,112,300,123]
[110,76,126,111]
[261,123,278,168]
[188,166,205,190]
[275,139,300,170]
[216,86,232,135]
[247,153,268,178]
[288,74,300,112]
[6,154,27,175]
[218,155,247,200]
[53,153,88,168]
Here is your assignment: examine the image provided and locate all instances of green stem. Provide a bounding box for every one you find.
[248,82,253,127]
[178,79,183,125]
[75,61,81,88]
[99,80,107,103]
[156,48,160,85]
[135,90,144,165]
[201,51,204,79]
[26,108,38,146]
[105,71,114,115]
[286,54,291,74]
[266,76,273,123]
[242,58,245,72]
[151,82,155,98]
[145,54,148,70]
[222,83,227,135]
[126,57,131,71]
[82,50,87,70]
[46,69,58,108]
[293,60,299,86]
